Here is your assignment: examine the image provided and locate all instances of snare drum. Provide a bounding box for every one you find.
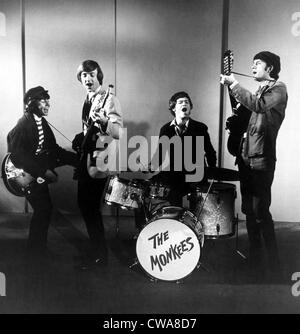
[189,182,236,238]
[136,206,204,282]
[147,181,171,200]
[104,175,144,210]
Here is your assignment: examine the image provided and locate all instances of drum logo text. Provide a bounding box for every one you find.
[148,231,194,272]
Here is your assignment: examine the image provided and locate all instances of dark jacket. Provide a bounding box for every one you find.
[231,81,288,170]
[7,112,77,178]
[157,118,217,183]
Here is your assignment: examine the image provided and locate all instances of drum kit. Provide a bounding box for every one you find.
[103,167,244,283]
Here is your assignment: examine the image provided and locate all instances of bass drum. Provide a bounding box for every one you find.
[136,206,204,282]
[189,182,236,238]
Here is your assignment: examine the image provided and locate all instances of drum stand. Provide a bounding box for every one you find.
[115,206,120,236]
[196,261,211,273]
[234,214,247,260]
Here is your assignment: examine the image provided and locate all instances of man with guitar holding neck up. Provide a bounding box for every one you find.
[220,51,288,276]
[7,86,78,257]
[72,60,122,271]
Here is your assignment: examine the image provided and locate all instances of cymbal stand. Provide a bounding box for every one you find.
[115,206,120,237]
[197,260,211,273]
[195,179,215,222]
[193,179,216,273]
[234,214,247,259]
[129,194,149,269]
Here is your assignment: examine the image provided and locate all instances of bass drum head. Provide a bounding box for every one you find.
[136,218,201,282]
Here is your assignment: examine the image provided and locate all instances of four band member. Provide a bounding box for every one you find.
[4,53,288,281]
[72,60,123,270]
[220,51,288,275]
[7,86,78,257]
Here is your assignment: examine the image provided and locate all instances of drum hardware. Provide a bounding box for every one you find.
[189,181,246,260]
[129,257,139,269]
[234,214,247,260]
[104,175,145,210]
[190,180,238,239]
[147,181,171,201]
[205,166,240,181]
[193,179,215,225]
[196,261,210,273]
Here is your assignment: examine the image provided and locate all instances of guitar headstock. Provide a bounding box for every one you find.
[223,50,233,75]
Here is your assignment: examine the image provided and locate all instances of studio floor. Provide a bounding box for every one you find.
[0,209,300,314]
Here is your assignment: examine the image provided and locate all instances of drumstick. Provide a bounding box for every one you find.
[136,158,154,173]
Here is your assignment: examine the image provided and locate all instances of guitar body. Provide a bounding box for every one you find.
[1,150,59,197]
[79,85,116,179]
[1,153,37,197]
[87,136,119,179]
[226,104,251,157]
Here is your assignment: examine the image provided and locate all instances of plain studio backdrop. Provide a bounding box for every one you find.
[0,0,299,223]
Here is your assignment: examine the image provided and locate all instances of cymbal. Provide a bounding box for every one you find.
[205,166,239,181]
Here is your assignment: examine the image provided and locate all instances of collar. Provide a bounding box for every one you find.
[256,80,276,97]
[170,118,190,128]
[87,85,103,102]
[33,113,42,122]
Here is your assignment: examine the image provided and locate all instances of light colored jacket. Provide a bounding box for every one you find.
[88,89,123,178]
[231,80,288,170]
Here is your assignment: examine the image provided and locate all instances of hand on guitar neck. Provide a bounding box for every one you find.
[221,50,251,157]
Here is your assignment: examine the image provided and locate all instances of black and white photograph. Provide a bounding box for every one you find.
[0,0,300,318]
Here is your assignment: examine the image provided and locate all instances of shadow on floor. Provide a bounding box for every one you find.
[0,212,300,313]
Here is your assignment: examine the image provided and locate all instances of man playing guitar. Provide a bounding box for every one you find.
[220,51,288,277]
[7,86,78,258]
[72,60,123,271]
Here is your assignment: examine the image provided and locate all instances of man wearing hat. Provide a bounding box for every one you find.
[7,86,78,257]
[220,51,288,276]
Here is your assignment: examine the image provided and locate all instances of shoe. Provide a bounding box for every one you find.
[74,257,108,271]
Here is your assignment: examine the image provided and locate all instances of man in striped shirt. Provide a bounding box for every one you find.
[7,86,78,258]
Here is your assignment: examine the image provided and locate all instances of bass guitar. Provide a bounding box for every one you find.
[223,50,251,157]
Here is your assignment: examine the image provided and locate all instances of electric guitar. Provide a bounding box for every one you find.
[1,151,57,197]
[74,85,119,179]
[223,50,251,157]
